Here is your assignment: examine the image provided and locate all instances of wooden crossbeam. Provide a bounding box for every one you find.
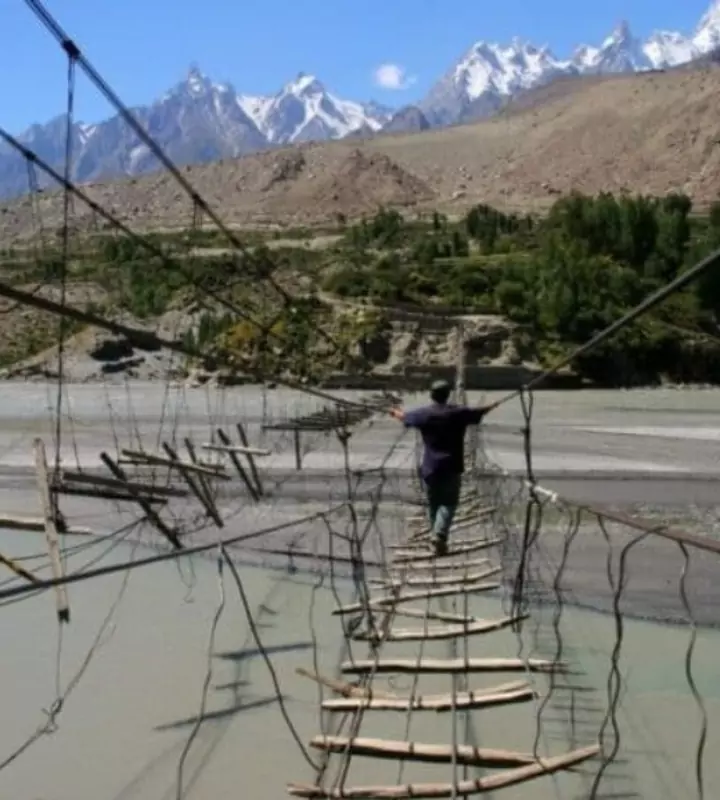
[371,566,501,590]
[0,514,92,535]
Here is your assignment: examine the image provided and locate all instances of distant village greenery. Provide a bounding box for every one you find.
[2,190,720,384]
[323,194,720,384]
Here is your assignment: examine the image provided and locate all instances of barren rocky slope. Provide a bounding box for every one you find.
[0,65,719,240]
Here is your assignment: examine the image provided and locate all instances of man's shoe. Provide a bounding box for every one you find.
[434,537,448,557]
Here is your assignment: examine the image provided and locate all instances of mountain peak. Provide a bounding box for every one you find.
[286,72,323,96]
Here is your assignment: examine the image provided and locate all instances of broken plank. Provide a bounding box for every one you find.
[215,429,260,501]
[162,442,224,528]
[101,452,182,549]
[33,438,70,622]
[309,735,536,768]
[287,744,600,797]
[352,614,527,642]
[236,421,265,496]
[390,607,479,625]
[120,448,230,480]
[341,657,566,675]
[0,551,40,584]
[296,668,396,699]
[321,682,534,713]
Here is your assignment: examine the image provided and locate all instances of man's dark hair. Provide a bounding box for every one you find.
[430,379,452,404]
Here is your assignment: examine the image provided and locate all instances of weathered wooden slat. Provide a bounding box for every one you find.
[287,744,600,797]
[236,421,265,496]
[321,682,534,713]
[393,537,503,565]
[371,566,501,590]
[341,657,565,675]
[352,614,527,642]
[333,579,500,616]
[392,538,503,563]
[386,557,489,575]
[309,735,537,768]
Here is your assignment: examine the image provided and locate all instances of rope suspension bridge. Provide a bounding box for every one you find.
[0,2,719,798]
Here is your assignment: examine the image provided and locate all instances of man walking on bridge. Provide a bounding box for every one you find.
[390,380,496,556]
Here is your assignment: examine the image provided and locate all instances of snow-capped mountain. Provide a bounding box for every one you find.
[1,1,719,199]
[238,73,390,144]
[419,1,720,124]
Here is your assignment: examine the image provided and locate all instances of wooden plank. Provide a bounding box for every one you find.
[33,438,70,622]
[236,421,265,496]
[183,437,216,510]
[390,607,479,625]
[295,668,396,700]
[202,442,271,457]
[57,470,188,497]
[321,682,534,713]
[162,442,224,528]
[121,448,230,479]
[392,538,504,565]
[101,452,182,549]
[333,575,501,616]
[287,744,600,797]
[371,566,501,590]
[309,735,536,768]
[215,429,260,501]
[386,557,489,575]
[352,614,528,643]
[52,484,168,504]
[341,657,565,675]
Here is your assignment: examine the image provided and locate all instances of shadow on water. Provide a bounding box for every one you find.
[154,695,282,731]
[214,640,312,663]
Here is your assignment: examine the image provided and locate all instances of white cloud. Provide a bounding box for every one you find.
[373,63,415,90]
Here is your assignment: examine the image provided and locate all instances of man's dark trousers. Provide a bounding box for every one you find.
[424,472,462,544]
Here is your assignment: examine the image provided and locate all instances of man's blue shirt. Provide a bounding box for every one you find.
[403,402,486,481]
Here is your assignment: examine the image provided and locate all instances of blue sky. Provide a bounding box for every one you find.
[1,0,713,132]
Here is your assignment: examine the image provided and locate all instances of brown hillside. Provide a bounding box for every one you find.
[1,64,720,240]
